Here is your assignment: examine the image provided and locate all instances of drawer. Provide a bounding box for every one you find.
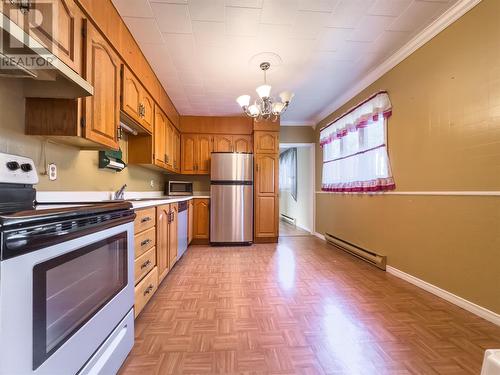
[134,207,156,233]
[134,247,156,285]
[134,266,158,318]
[134,226,156,258]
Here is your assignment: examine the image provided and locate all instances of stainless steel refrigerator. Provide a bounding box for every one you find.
[210,153,253,245]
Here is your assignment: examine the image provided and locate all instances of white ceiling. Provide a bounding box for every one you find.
[112,0,458,125]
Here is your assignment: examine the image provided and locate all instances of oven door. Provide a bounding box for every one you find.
[0,222,134,375]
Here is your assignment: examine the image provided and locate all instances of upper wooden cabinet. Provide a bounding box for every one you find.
[121,66,153,133]
[153,106,167,169]
[181,134,213,175]
[213,135,252,153]
[255,154,278,196]
[173,129,181,173]
[254,131,279,154]
[83,21,121,150]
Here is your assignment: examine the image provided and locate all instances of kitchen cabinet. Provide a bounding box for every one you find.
[156,203,178,283]
[254,131,279,242]
[188,199,194,244]
[181,134,213,175]
[153,107,167,169]
[193,198,210,243]
[121,66,154,133]
[254,131,279,154]
[25,21,122,150]
[134,266,158,318]
[165,119,175,170]
[213,135,253,153]
[174,130,181,173]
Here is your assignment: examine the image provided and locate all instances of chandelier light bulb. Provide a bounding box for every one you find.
[236,95,251,108]
[279,90,294,103]
[256,84,272,99]
[272,102,285,115]
[247,104,260,117]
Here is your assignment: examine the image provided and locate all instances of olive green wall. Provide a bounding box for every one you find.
[314,0,500,314]
[280,125,315,144]
[0,78,166,191]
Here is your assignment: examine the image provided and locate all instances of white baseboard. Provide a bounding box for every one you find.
[313,232,325,241]
[386,266,500,327]
[296,222,312,233]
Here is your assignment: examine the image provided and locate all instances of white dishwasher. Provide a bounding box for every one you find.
[177,201,188,259]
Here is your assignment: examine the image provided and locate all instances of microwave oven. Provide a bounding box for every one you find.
[166,181,193,196]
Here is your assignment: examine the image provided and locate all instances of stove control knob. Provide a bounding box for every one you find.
[21,163,33,172]
[6,161,20,171]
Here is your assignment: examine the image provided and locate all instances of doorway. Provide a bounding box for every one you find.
[278,143,315,237]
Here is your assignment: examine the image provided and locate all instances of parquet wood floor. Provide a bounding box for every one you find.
[119,236,500,375]
[279,221,311,237]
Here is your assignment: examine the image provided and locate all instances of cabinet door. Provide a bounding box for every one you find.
[141,91,154,133]
[122,67,141,124]
[214,135,233,152]
[255,154,278,195]
[193,199,210,240]
[254,131,279,154]
[255,196,278,238]
[234,135,252,153]
[188,199,193,244]
[154,106,166,168]
[174,129,180,172]
[165,120,175,170]
[181,134,196,174]
[83,21,121,150]
[197,134,213,174]
[169,203,178,267]
[156,205,170,282]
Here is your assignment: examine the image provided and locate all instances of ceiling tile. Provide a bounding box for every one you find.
[225,0,263,8]
[316,27,354,51]
[151,2,192,33]
[261,0,298,25]
[192,21,226,46]
[123,17,164,43]
[388,1,448,32]
[298,0,338,12]
[188,0,225,22]
[368,0,411,17]
[292,11,330,39]
[226,6,260,36]
[347,15,395,42]
[328,0,375,28]
[113,0,154,17]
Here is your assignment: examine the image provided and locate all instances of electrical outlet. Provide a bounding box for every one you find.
[150,180,155,188]
[48,163,57,181]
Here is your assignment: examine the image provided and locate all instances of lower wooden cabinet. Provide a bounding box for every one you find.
[134,266,158,318]
[193,198,210,244]
[134,246,156,283]
[156,203,178,283]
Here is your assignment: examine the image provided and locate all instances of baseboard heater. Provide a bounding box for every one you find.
[280,213,296,225]
[325,232,387,270]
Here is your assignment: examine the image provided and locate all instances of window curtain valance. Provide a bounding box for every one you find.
[320,91,395,193]
[319,91,392,147]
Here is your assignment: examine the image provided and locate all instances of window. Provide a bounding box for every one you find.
[279,147,297,200]
[320,91,395,192]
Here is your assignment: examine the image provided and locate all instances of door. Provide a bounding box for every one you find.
[168,204,178,268]
[165,120,174,170]
[214,135,233,152]
[83,21,121,150]
[254,154,279,239]
[188,200,193,244]
[255,154,278,195]
[197,134,213,174]
[121,67,141,124]
[156,204,170,282]
[255,196,277,238]
[210,185,253,243]
[141,91,154,133]
[254,131,279,154]
[181,134,196,174]
[234,135,252,153]
[173,130,180,172]
[193,199,210,240]
[154,107,166,169]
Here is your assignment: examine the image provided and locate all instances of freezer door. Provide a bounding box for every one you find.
[211,153,253,182]
[210,184,253,243]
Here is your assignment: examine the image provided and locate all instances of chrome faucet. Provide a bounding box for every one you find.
[114,184,127,200]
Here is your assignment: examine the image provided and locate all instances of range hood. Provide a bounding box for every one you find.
[0,12,93,98]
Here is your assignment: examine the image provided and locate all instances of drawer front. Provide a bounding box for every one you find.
[134,247,156,285]
[134,207,156,233]
[134,227,156,258]
[134,266,158,318]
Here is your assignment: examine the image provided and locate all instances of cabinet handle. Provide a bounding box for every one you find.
[140,260,151,269]
[143,284,154,296]
[164,153,167,162]
[140,216,151,223]
[140,238,151,247]
[256,163,259,172]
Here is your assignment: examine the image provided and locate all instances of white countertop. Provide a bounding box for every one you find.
[130,195,209,209]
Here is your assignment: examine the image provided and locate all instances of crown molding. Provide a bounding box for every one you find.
[314,0,482,125]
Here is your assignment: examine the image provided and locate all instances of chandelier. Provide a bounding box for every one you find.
[236,62,294,122]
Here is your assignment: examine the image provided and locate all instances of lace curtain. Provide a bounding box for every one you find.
[279,148,297,200]
[320,91,395,192]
